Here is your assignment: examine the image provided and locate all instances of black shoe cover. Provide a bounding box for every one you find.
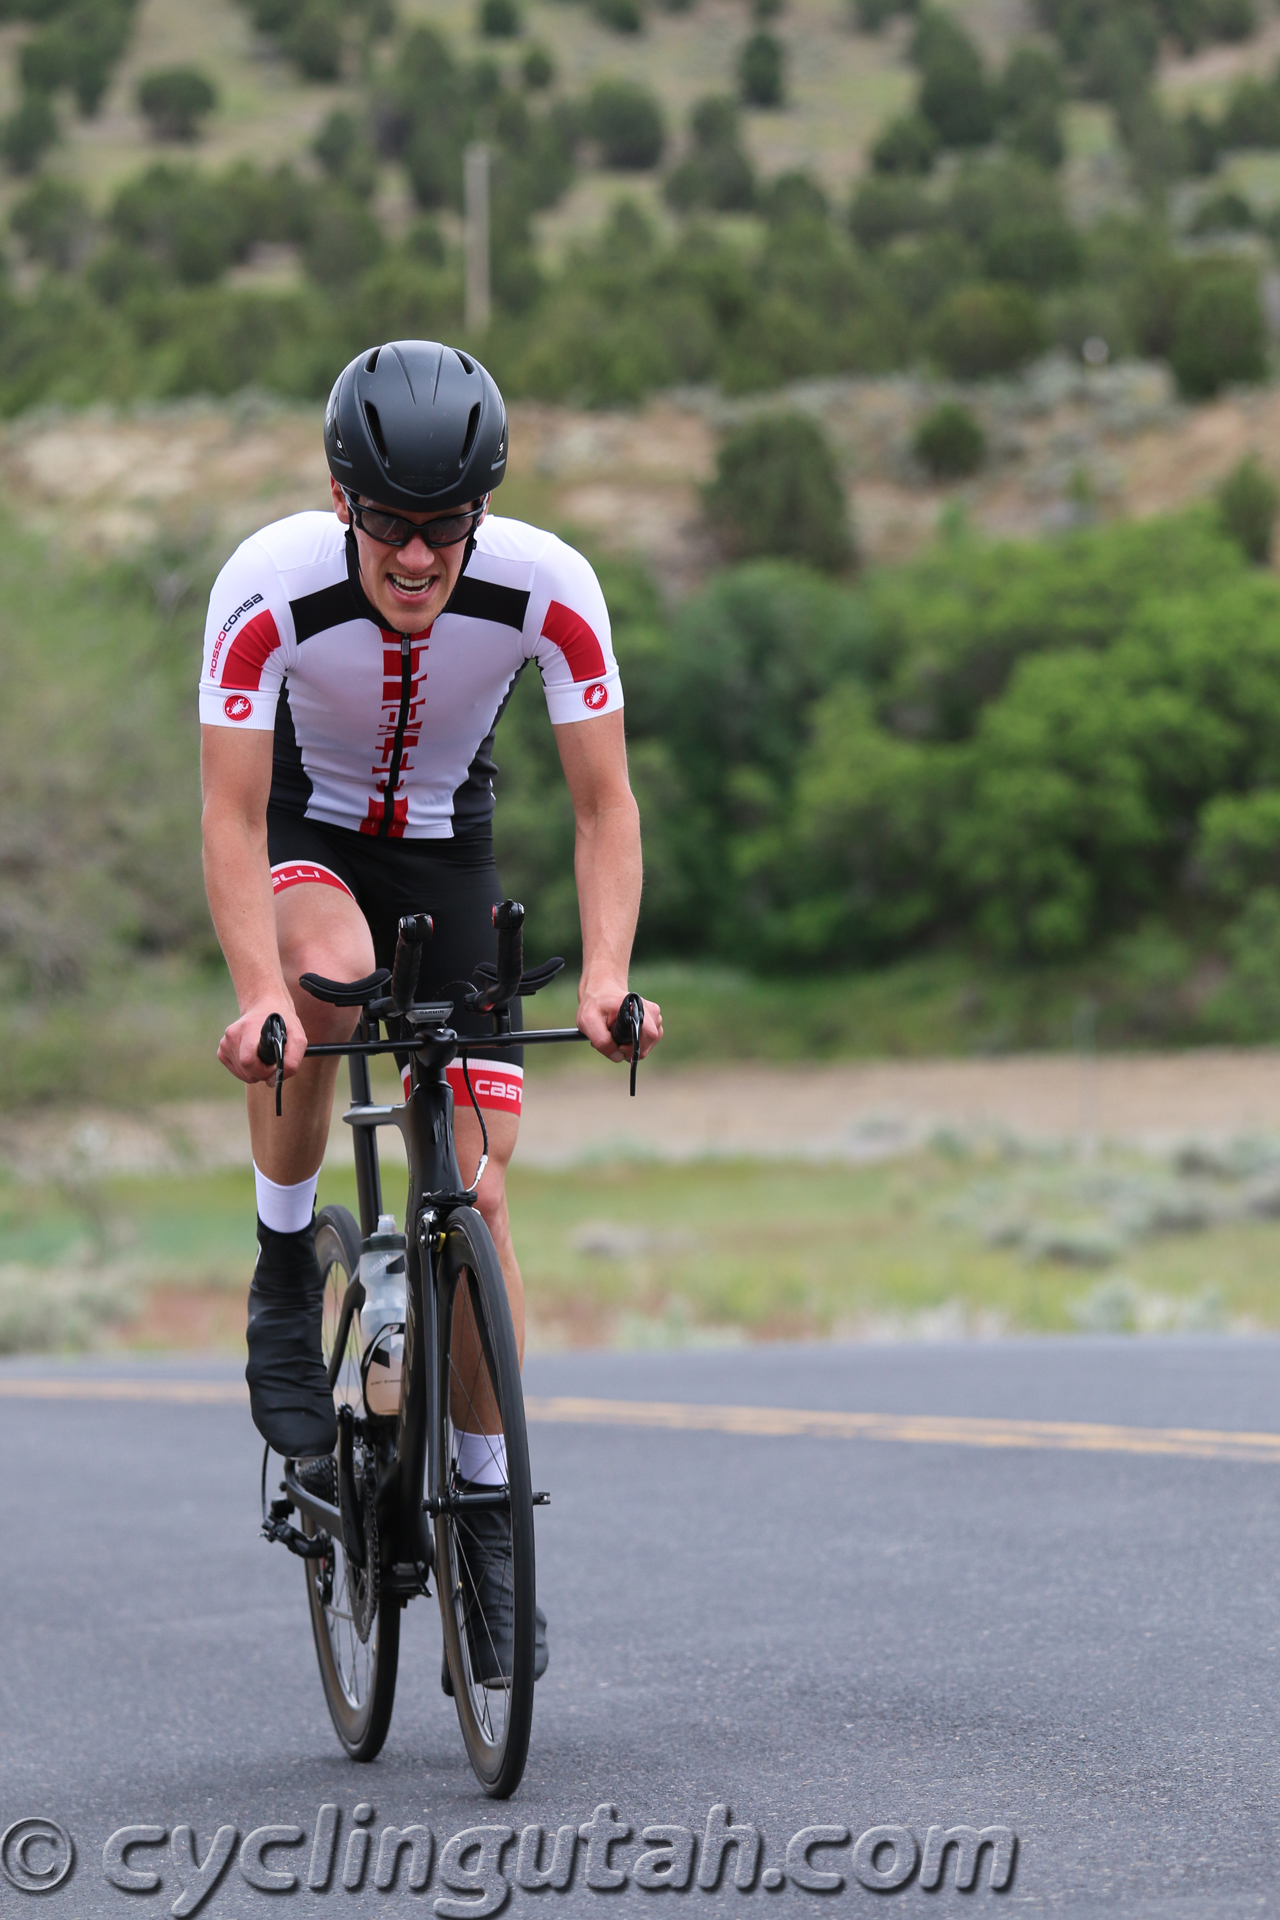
[245,1217,337,1459]
[454,1488,548,1688]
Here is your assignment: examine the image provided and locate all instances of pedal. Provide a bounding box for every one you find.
[261,1514,330,1560]
[389,1560,432,1599]
[533,1491,551,1505]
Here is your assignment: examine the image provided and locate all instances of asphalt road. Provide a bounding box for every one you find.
[4,1337,1280,1918]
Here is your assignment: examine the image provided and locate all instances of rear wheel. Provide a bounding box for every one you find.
[303,1204,399,1761]
[433,1205,536,1799]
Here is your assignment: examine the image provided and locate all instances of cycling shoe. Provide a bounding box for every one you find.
[245,1217,337,1459]
[452,1493,547,1688]
[441,1606,548,1694]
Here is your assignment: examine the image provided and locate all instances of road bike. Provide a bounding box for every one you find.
[256,902,643,1797]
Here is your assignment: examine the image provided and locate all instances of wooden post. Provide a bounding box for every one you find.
[464,141,491,335]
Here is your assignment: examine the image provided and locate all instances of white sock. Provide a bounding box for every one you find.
[455,1431,508,1487]
[254,1165,319,1236]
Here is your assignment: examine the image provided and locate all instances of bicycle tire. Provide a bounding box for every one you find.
[303,1203,400,1762]
[433,1205,536,1798]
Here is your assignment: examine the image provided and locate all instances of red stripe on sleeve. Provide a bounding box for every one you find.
[540,600,606,683]
[220,609,281,691]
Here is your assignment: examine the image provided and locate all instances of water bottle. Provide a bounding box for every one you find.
[359,1213,406,1419]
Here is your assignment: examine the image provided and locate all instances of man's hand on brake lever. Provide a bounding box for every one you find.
[217,994,308,1085]
[578,984,663,1064]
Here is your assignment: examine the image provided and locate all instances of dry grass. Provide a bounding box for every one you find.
[6,1121,1280,1353]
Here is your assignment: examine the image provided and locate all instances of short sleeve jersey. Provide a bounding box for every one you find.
[198,510,623,839]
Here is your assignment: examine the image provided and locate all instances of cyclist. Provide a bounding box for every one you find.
[199,339,662,1677]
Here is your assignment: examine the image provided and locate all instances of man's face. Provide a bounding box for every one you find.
[330,476,487,630]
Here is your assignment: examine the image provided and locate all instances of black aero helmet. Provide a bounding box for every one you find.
[324,340,507,513]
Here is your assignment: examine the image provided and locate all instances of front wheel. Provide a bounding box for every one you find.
[433,1205,536,1799]
[303,1204,400,1762]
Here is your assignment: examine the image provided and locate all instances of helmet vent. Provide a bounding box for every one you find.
[364,401,389,464]
[455,350,474,375]
[460,402,481,466]
[365,347,381,373]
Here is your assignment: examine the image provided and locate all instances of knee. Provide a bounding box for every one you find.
[475,1163,509,1234]
[286,940,376,1043]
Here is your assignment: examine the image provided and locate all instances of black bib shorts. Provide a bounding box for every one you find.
[267,808,524,1083]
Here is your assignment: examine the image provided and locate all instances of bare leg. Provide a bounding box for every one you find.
[449,1106,522,1437]
[453,1107,523,1358]
[248,884,376,1183]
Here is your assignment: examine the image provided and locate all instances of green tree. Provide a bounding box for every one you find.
[1217,457,1279,565]
[848,175,933,247]
[1170,268,1267,398]
[587,80,665,167]
[739,31,785,107]
[1219,76,1280,150]
[136,67,217,141]
[871,111,938,175]
[285,0,342,78]
[665,95,755,211]
[479,0,522,36]
[913,400,986,477]
[927,282,1044,378]
[10,175,91,270]
[996,44,1066,165]
[312,108,377,198]
[1195,790,1280,901]
[982,214,1082,289]
[302,189,383,289]
[912,11,993,146]
[703,412,853,571]
[1214,888,1280,1039]
[593,0,644,30]
[521,43,555,87]
[757,682,952,959]
[2,92,57,174]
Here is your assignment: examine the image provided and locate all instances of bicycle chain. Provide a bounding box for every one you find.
[351,1442,379,1644]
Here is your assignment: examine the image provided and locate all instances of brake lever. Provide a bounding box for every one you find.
[257,1013,287,1116]
[610,992,645,1097]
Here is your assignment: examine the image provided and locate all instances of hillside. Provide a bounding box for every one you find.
[3,0,1278,248]
[2,362,1272,581]
[0,0,1274,422]
[0,0,950,223]
[9,0,1280,222]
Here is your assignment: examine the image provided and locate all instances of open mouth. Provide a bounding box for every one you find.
[387,571,435,596]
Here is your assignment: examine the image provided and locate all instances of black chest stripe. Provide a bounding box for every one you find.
[290,580,362,644]
[445,577,531,631]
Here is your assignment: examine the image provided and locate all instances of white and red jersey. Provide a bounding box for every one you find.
[198,510,623,838]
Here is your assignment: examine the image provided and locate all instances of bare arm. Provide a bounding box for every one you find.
[200,725,307,1083]
[552,709,662,1060]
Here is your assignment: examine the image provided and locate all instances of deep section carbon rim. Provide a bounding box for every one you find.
[433,1207,536,1798]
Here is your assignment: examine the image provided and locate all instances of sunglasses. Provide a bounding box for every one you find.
[343,490,488,549]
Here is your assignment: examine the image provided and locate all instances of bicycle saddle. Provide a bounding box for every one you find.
[299,968,391,1008]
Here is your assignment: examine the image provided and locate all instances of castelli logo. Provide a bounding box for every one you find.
[583,682,608,711]
[224,694,253,722]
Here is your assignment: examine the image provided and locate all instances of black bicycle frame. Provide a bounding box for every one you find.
[280,1024,507,1577]
[265,911,640,1577]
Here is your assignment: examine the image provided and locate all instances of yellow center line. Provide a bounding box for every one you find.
[0,1378,248,1404]
[522,1396,1280,1465]
[0,1378,1275,1463]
